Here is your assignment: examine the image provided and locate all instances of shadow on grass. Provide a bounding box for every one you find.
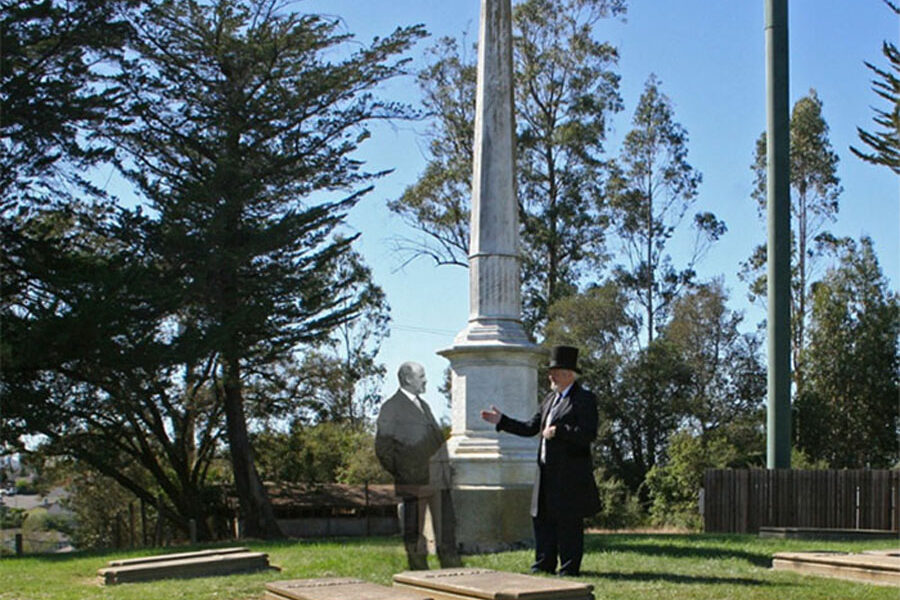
[581,569,782,587]
[2,535,402,564]
[584,533,772,568]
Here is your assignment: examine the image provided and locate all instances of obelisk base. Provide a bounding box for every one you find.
[438,340,545,553]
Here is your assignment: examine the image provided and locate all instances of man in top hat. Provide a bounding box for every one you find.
[481,345,601,576]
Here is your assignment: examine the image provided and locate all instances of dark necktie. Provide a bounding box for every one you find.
[540,393,564,463]
[547,392,564,423]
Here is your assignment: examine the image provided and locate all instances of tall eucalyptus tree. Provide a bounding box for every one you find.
[389,0,626,336]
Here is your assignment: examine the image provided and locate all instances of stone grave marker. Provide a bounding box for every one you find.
[98,548,272,584]
[266,577,435,600]
[106,546,250,567]
[393,568,594,600]
[773,550,900,587]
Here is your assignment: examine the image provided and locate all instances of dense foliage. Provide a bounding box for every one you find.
[2,0,419,541]
[795,237,899,467]
[389,0,626,334]
[851,1,900,173]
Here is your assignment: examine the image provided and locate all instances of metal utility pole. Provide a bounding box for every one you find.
[765,0,791,468]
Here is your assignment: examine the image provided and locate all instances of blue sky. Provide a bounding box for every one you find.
[301,1,898,423]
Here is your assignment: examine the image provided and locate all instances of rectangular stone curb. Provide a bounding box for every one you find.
[265,577,434,600]
[392,568,594,600]
[107,546,250,566]
[773,551,900,587]
[760,527,899,541]
[862,549,900,557]
[98,550,272,585]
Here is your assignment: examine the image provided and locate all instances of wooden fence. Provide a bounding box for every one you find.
[703,469,900,534]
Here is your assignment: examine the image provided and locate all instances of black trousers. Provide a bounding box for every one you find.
[531,466,585,575]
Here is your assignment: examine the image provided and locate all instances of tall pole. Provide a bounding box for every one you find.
[765,0,791,469]
[438,0,544,552]
[465,0,529,345]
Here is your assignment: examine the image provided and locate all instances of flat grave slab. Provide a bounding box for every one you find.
[107,546,250,566]
[773,550,900,587]
[393,568,594,600]
[760,526,898,541]
[862,549,900,557]
[98,549,273,585]
[266,577,434,600]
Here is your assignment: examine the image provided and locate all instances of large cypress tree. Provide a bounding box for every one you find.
[1,0,231,541]
[851,1,899,173]
[106,0,423,538]
[0,0,136,206]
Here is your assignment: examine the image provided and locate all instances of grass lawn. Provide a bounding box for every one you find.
[1,533,897,599]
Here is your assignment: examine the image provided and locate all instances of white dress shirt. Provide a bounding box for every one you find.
[540,383,573,463]
[399,387,425,412]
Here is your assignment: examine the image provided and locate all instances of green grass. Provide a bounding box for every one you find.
[1,533,897,599]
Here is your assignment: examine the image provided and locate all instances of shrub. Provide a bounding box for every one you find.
[0,506,26,528]
[645,430,740,530]
[589,469,646,529]
[255,421,389,484]
[15,478,37,495]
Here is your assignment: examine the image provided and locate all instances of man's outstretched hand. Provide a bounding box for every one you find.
[480,405,502,424]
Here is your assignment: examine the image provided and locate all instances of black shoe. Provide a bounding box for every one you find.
[531,567,555,575]
[557,570,579,577]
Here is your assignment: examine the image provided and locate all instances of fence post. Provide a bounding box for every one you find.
[189,519,197,545]
[892,477,898,531]
[155,494,164,547]
[113,513,122,549]
[129,502,136,548]
[364,481,370,537]
[141,498,148,547]
[14,533,23,557]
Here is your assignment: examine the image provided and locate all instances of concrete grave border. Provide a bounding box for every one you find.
[97,547,275,585]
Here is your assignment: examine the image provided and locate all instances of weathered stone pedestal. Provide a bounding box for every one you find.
[393,568,595,600]
[439,343,543,553]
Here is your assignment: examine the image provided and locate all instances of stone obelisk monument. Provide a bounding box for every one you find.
[438,0,545,553]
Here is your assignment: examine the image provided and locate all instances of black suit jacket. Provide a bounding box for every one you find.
[375,390,445,493]
[497,381,601,518]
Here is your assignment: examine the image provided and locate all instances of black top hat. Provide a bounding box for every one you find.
[548,345,580,373]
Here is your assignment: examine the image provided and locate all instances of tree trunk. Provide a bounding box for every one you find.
[222,356,283,539]
[646,176,655,347]
[795,192,808,400]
